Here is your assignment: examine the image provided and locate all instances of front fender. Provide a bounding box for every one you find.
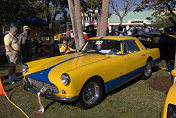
[162,84,176,118]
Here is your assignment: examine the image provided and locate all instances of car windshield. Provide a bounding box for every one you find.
[81,39,122,55]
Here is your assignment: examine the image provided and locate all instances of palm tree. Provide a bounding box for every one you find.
[68,0,79,49]
[68,0,85,49]
[99,0,109,36]
[74,0,85,49]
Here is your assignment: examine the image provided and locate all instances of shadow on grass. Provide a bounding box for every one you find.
[99,76,142,106]
[152,66,161,72]
[2,72,22,81]
[5,81,23,93]
[44,101,56,111]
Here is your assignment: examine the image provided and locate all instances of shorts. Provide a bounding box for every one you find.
[6,51,19,66]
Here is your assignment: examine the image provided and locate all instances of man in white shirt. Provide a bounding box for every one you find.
[4,27,20,84]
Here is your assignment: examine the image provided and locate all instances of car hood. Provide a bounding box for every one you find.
[25,53,110,83]
[28,52,110,73]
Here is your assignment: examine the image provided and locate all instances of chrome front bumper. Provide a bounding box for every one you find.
[23,82,78,102]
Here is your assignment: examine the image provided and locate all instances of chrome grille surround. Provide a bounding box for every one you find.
[26,77,59,94]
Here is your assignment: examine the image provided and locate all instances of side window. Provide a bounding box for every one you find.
[124,40,140,54]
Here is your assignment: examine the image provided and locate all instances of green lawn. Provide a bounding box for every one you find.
[0,56,170,118]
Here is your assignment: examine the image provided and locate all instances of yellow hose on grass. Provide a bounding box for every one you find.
[0,78,29,118]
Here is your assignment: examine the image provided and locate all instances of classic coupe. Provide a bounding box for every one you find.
[162,69,176,118]
[23,36,160,109]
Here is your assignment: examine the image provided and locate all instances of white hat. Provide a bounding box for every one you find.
[23,26,31,30]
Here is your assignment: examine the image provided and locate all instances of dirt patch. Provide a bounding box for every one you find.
[148,75,172,92]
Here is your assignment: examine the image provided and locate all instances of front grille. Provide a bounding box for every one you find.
[27,77,59,94]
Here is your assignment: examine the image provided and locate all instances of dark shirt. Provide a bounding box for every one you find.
[19,32,32,48]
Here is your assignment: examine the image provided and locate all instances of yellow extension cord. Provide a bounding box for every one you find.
[0,79,29,118]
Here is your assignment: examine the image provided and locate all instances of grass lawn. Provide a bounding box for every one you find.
[0,55,171,118]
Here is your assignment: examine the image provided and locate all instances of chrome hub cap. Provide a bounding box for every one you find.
[144,62,152,77]
[83,82,100,105]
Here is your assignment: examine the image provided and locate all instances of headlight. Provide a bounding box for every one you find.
[61,73,70,86]
[22,64,28,73]
[167,104,176,118]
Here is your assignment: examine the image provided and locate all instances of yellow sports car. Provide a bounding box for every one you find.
[23,36,160,109]
[162,69,176,118]
[56,33,66,42]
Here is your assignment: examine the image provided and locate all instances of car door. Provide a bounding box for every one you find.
[123,40,146,79]
[102,40,125,91]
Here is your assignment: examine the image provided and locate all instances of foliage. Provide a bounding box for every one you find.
[0,0,39,25]
[29,0,68,22]
[135,0,176,16]
[152,16,176,28]
[29,0,68,57]
[87,0,102,11]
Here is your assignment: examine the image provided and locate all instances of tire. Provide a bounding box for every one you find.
[141,60,152,80]
[76,78,103,109]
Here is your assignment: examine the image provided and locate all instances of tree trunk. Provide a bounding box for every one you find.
[99,0,109,36]
[92,10,95,24]
[74,0,85,49]
[49,22,55,57]
[48,4,57,57]
[0,25,3,45]
[165,2,176,18]
[169,17,176,27]
[96,12,101,37]
[68,0,79,49]
[82,13,86,31]
[120,17,123,25]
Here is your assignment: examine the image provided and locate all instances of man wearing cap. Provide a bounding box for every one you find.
[4,27,20,84]
[19,26,32,63]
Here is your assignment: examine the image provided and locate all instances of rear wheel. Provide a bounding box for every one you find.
[141,60,152,80]
[76,78,103,109]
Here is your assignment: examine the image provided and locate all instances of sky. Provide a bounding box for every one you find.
[56,0,142,20]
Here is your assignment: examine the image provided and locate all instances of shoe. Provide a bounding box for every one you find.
[6,81,15,85]
[7,78,15,85]
[11,81,15,85]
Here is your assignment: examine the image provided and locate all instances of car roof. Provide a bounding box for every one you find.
[88,36,138,41]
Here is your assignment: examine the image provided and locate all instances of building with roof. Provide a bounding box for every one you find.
[82,10,98,27]
[109,10,155,31]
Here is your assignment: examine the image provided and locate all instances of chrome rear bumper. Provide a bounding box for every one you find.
[23,82,78,102]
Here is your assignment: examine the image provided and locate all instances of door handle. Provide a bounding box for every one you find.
[142,54,145,56]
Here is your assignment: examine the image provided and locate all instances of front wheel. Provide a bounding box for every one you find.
[76,78,103,109]
[141,60,152,80]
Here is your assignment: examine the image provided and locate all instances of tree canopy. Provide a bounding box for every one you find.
[0,0,39,25]
[135,0,176,26]
[135,0,176,16]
